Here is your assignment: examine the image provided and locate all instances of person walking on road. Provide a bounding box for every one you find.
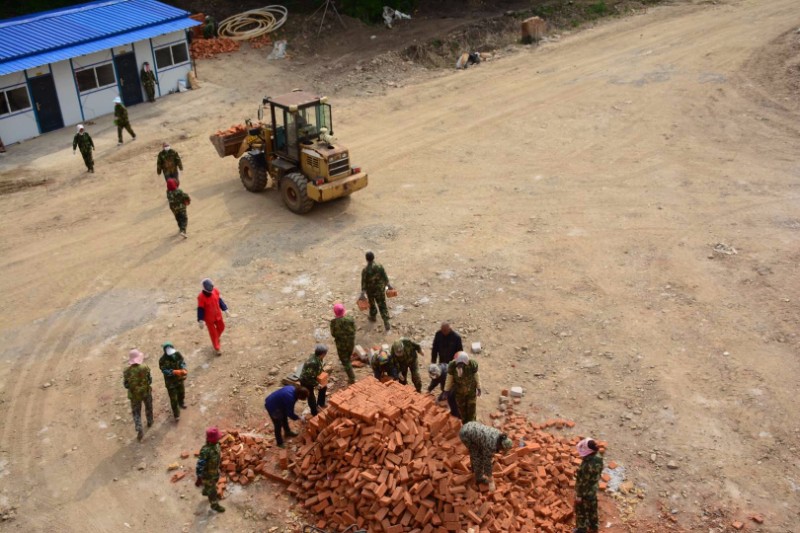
[158,342,187,421]
[140,62,157,103]
[445,351,481,423]
[299,344,329,416]
[392,338,423,392]
[113,96,136,145]
[195,427,225,513]
[329,303,356,384]
[72,124,95,173]
[123,348,153,441]
[166,178,190,238]
[264,385,308,447]
[157,142,183,184]
[197,278,229,355]
[431,321,463,365]
[574,438,603,533]
[459,421,513,491]
[360,251,393,331]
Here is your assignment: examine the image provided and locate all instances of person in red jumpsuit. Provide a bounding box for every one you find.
[197,278,229,355]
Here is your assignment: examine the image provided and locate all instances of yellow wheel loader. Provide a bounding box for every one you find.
[210,90,368,214]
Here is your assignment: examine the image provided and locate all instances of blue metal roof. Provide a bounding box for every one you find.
[0,0,200,76]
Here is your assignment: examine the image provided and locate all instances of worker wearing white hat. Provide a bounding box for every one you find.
[113,96,136,145]
[72,124,95,173]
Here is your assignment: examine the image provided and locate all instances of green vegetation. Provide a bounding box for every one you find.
[587,1,611,17]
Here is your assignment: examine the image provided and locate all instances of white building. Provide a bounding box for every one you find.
[0,0,200,145]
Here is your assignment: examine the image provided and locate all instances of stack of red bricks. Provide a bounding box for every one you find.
[216,430,276,498]
[285,377,591,533]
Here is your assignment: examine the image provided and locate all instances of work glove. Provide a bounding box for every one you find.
[195,477,203,487]
[224,310,230,318]
[197,321,204,330]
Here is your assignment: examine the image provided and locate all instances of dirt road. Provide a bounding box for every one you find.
[1,0,799,531]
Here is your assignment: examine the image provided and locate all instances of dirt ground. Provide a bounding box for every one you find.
[1,0,800,531]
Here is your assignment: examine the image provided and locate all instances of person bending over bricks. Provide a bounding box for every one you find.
[428,363,460,419]
[371,348,398,382]
[392,338,423,392]
[459,421,513,491]
[264,384,308,447]
[300,344,329,416]
[444,351,481,423]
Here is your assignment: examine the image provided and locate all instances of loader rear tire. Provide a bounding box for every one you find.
[280,173,314,214]
[239,153,267,192]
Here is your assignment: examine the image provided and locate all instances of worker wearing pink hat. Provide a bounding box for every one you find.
[123,349,153,442]
[574,438,603,533]
[195,427,225,512]
[329,303,356,384]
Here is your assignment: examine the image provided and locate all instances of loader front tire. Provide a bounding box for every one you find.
[280,173,314,214]
[239,153,268,192]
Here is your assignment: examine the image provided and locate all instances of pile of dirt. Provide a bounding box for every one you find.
[279,377,590,532]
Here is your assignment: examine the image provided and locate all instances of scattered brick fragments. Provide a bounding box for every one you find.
[284,377,590,532]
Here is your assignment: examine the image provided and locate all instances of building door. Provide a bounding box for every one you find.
[114,52,143,106]
[28,74,64,134]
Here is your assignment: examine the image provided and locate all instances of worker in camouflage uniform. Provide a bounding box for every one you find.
[72,124,95,173]
[166,178,190,238]
[157,142,183,184]
[299,344,328,416]
[428,363,460,418]
[140,62,157,103]
[329,303,356,384]
[360,251,393,331]
[158,341,187,421]
[203,16,218,39]
[574,438,603,533]
[195,427,225,513]
[444,352,481,423]
[459,421,513,491]
[123,349,153,442]
[392,338,423,392]
[370,348,398,382]
[113,96,136,145]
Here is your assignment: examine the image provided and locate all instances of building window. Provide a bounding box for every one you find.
[154,43,189,69]
[75,63,116,93]
[0,86,31,116]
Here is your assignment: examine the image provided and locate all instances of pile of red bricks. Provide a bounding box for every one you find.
[285,377,590,532]
[189,38,240,59]
[216,430,278,498]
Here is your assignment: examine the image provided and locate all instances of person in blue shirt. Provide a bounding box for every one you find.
[264,385,309,447]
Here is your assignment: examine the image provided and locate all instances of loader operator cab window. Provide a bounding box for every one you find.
[296,106,319,143]
[272,107,288,154]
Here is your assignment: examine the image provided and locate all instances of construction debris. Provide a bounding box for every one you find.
[279,377,592,532]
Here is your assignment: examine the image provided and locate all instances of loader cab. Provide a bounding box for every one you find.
[262,91,333,163]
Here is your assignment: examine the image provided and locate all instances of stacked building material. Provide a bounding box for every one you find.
[283,377,588,532]
[189,38,240,59]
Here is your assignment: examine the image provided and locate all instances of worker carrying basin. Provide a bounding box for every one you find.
[210,90,368,214]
